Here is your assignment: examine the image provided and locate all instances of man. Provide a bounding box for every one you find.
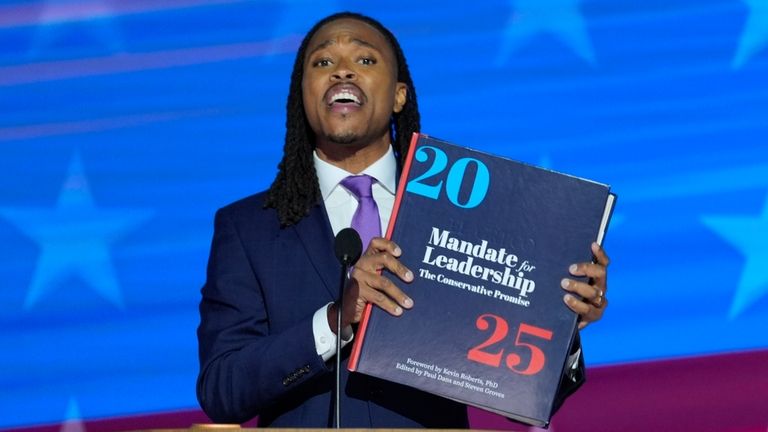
[196,11,609,428]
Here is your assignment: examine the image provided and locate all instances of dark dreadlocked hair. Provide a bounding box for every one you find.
[264,12,420,226]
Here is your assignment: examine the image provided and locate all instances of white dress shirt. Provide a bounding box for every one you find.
[311,146,397,361]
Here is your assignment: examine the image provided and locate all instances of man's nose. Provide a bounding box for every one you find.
[331,60,356,81]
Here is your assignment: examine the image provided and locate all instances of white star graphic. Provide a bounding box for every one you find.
[733,0,768,69]
[496,0,595,66]
[60,398,85,432]
[702,194,768,317]
[0,153,152,310]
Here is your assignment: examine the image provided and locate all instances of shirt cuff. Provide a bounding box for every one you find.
[566,347,582,380]
[312,302,354,362]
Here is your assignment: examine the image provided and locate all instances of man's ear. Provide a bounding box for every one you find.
[393,82,408,113]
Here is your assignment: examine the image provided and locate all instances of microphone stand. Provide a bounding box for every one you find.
[335,261,350,429]
[332,227,361,429]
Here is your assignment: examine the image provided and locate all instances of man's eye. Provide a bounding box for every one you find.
[358,57,377,65]
[313,58,332,67]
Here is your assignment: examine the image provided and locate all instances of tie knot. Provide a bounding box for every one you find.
[341,175,375,199]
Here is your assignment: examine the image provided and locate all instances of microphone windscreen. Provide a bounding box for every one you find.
[334,228,363,266]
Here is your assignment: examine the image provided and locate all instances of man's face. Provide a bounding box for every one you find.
[302,18,407,149]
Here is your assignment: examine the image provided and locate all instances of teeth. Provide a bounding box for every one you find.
[330,91,361,104]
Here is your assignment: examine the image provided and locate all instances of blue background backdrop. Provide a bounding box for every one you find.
[1,0,767,427]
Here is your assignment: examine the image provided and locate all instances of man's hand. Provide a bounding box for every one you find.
[561,242,610,330]
[327,237,414,332]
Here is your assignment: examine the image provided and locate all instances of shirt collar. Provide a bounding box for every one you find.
[314,146,398,201]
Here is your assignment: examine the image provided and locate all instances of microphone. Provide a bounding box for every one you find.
[331,227,362,428]
[334,227,362,266]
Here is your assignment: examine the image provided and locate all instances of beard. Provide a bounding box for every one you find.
[326,131,360,145]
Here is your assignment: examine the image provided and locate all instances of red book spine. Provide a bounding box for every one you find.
[348,132,422,371]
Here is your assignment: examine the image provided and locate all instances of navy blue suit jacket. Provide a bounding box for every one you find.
[196,192,470,427]
[196,191,583,427]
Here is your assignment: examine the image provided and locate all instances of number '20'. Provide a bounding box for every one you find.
[406,145,490,209]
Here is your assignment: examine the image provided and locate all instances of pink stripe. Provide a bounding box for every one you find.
[0,0,249,28]
[3,350,766,432]
[0,35,302,87]
[0,109,218,142]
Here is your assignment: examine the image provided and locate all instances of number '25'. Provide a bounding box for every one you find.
[468,314,553,376]
[406,145,490,209]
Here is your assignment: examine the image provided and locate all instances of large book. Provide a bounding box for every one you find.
[348,133,616,427]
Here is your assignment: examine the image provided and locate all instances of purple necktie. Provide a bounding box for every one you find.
[341,175,381,250]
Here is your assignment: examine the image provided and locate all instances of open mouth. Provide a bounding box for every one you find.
[330,91,361,105]
[325,83,366,107]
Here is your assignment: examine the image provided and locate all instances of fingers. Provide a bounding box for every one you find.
[351,268,413,316]
[561,278,603,306]
[567,262,606,283]
[563,293,606,329]
[356,243,414,284]
[567,242,609,293]
[562,242,611,330]
[365,237,403,257]
[563,292,607,315]
[592,242,610,267]
[343,238,414,325]
[563,261,606,311]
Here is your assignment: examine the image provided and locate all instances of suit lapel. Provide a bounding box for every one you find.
[292,202,339,299]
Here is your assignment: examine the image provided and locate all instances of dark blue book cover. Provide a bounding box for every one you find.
[349,133,615,427]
